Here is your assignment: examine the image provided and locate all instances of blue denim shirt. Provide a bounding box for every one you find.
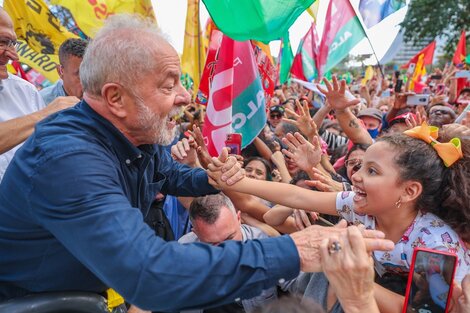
[0,101,300,311]
[39,80,67,105]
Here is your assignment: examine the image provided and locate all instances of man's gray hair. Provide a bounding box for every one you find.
[80,14,168,96]
[189,194,237,225]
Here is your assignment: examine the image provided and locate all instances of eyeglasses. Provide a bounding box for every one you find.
[270,113,282,119]
[0,38,19,50]
[345,158,362,168]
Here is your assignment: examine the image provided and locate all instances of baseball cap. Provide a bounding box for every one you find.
[357,108,383,122]
[269,105,285,115]
[389,112,416,126]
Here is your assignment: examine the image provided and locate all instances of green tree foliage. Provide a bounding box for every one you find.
[401,0,469,54]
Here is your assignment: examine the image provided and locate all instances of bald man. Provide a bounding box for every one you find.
[0,8,78,181]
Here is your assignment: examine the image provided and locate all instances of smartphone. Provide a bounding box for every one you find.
[455,71,470,79]
[402,248,458,313]
[225,133,242,155]
[430,74,443,80]
[406,95,430,106]
[351,84,360,92]
[382,89,391,98]
[407,63,416,75]
[395,79,403,93]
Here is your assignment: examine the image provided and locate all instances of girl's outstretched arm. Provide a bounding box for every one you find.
[209,168,338,216]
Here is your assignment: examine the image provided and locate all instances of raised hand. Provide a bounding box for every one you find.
[283,99,318,140]
[281,132,322,172]
[304,167,344,192]
[405,110,427,129]
[170,137,198,167]
[317,76,360,110]
[188,126,212,169]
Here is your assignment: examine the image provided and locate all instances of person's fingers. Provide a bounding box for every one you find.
[363,238,395,252]
[282,117,297,126]
[405,117,414,129]
[295,100,304,116]
[281,148,295,159]
[461,274,470,301]
[281,135,298,151]
[217,147,229,166]
[311,136,321,150]
[220,157,243,182]
[322,77,333,92]
[346,99,361,107]
[304,180,331,192]
[302,99,310,116]
[285,108,300,120]
[170,144,183,160]
[176,142,188,158]
[346,226,368,256]
[339,79,347,94]
[334,219,348,229]
[182,137,190,152]
[317,84,329,95]
[361,228,386,239]
[225,168,245,186]
[332,75,339,91]
[308,211,319,221]
[288,132,303,147]
[319,237,330,265]
[294,132,308,144]
[299,210,311,227]
[293,210,305,230]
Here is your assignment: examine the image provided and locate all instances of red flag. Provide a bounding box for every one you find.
[290,23,319,81]
[453,30,466,66]
[401,41,436,69]
[196,30,224,106]
[201,31,267,156]
[251,41,276,100]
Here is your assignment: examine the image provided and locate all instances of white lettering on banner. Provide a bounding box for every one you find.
[232,90,264,130]
[206,67,234,127]
[330,31,352,53]
[233,57,242,67]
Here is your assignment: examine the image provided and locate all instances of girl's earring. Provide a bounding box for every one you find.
[395,197,402,209]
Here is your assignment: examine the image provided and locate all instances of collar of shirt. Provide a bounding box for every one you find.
[80,100,157,166]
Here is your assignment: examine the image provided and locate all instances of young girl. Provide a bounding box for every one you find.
[210,127,469,311]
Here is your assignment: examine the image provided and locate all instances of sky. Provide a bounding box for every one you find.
[152,0,409,64]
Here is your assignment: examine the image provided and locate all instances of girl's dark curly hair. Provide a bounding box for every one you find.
[377,134,447,215]
[437,126,470,242]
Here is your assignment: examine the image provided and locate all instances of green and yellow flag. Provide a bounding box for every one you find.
[50,0,156,37]
[4,0,78,82]
[181,0,206,94]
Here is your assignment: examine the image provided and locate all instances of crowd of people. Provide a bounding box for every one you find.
[0,7,470,313]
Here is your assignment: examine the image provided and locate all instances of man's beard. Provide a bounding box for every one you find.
[135,98,177,146]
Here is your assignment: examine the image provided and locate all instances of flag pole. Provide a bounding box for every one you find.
[197,0,202,92]
[347,0,385,79]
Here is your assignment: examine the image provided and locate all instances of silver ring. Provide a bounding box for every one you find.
[328,241,342,254]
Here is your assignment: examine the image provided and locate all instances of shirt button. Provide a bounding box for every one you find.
[278,278,285,284]
[125,159,131,165]
[234,298,241,302]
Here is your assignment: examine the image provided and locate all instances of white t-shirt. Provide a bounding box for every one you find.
[336,191,470,283]
[0,74,46,182]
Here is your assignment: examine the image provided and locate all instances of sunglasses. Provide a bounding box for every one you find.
[270,113,282,119]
